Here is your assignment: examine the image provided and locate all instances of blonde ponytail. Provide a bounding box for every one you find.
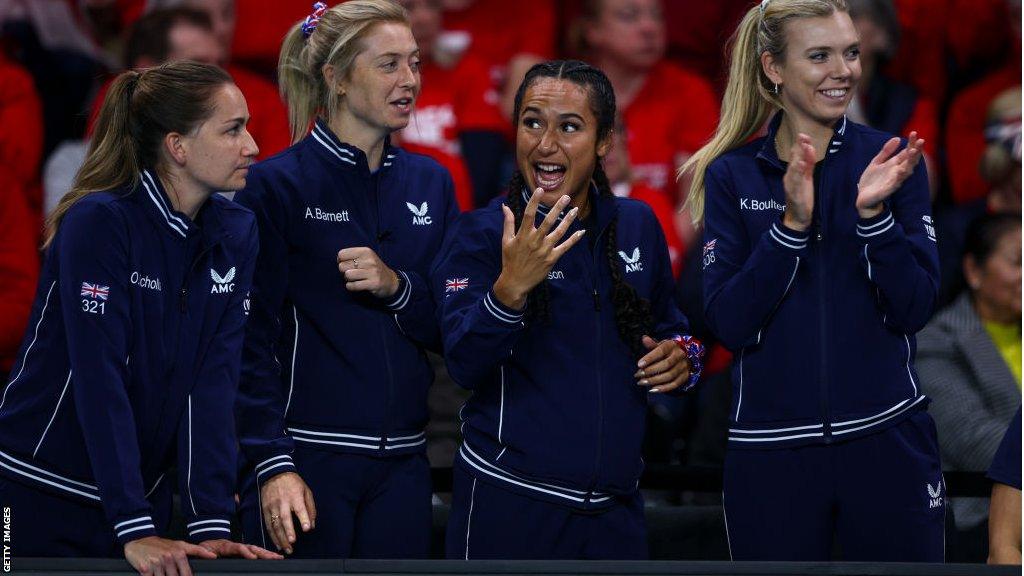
[679,0,847,225]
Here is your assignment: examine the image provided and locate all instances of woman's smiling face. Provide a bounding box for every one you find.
[515,77,611,207]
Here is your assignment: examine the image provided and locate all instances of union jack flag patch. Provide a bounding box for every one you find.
[81,282,110,300]
[445,278,469,293]
[703,238,717,256]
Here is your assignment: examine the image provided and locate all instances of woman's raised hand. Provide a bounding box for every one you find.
[856,132,925,218]
[493,189,585,310]
[782,133,817,231]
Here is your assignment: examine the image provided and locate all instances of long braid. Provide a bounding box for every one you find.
[505,171,551,325]
[594,163,651,356]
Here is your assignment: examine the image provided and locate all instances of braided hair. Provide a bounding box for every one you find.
[507,60,652,356]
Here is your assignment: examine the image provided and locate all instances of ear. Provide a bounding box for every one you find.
[963,254,982,290]
[322,63,346,98]
[163,132,188,167]
[596,131,613,159]
[761,51,784,87]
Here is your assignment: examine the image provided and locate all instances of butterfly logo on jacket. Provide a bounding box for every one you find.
[406,201,432,226]
[211,267,236,294]
[618,247,643,273]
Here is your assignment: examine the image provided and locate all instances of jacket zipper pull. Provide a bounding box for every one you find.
[592,288,601,311]
[179,288,187,313]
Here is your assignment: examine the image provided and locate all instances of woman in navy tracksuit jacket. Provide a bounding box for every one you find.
[433,60,703,560]
[233,1,457,559]
[0,62,276,572]
[681,0,943,561]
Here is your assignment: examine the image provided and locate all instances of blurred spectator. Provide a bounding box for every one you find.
[937,87,1021,305]
[882,0,949,106]
[847,0,939,194]
[395,0,508,209]
[918,212,1022,562]
[437,0,556,123]
[660,0,749,93]
[0,50,43,220]
[86,6,290,158]
[945,0,1021,205]
[229,0,311,76]
[605,115,683,278]
[573,0,718,246]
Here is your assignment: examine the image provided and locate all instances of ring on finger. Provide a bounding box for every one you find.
[353,259,359,269]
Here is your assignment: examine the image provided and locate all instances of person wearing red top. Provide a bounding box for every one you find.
[438,0,556,121]
[396,0,509,209]
[0,54,45,221]
[574,0,718,246]
[946,56,1022,205]
[87,7,291,159]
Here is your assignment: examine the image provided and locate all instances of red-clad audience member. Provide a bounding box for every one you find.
[575,0,718,243]
[604,115,684,278]
[88,7,291,158]
[396,0,508,209]
[946,2,1021,205]
[883,0,949,107]
[230,1,312,75]
[0,53,45,221]
[847,0,939,194]
[438,0,557,121]
[0,168,41,377]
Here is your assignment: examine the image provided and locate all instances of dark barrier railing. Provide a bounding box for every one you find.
[430,466,994,498]
[14,558,1022,575]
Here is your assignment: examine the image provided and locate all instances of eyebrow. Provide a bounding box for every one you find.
[376,49,420,59]
[805,41,859,52]
[223,116,249,126]
[522,106,586,122]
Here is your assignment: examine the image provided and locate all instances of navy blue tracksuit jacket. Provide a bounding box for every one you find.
[702,114,940,449]
[234,120,458,485]
[433,190,690,509]
[0,170,257,545]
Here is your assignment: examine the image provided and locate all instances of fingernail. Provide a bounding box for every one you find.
[633,370,643,378]
[303,523,310,530]
[649,387,661,394]
[569,206,578,214]
[639,379,649,386]
[637,360,646,368]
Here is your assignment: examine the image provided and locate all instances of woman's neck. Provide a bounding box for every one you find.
[594,55,649,109]
[973,294,1020,326]
[775,112,836,163]
[159,171,208,220]
[329,115,388,172]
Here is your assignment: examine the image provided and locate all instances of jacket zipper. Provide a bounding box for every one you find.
[586,221,609,498]
[814,157,831,443]
[371,161,396,452]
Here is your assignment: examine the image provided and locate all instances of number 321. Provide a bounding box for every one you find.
[82,299,106,315]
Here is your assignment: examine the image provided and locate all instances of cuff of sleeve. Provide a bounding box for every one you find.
[482,289,525,325]
[768,219,810,252]
[856,207,896,242]
[383,270,412,311]
[186,516,233,543]
[114,514,158,546]
[255,454,297,486]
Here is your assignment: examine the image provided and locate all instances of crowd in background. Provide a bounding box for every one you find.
[0,0,1019,563]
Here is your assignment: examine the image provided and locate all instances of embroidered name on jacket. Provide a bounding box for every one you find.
[740,198,785,211]
[305,206,350,222]
[406,201,432,225]
[211,267,236,294]
[130,271,162,291]
[618,247,643,273]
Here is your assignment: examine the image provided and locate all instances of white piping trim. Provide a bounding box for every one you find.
[2,281,57,413]
[142,171,187,229]
[0,458,99,500]
[145,473,165,498]
[386,271,413,310]
[384,439,427,450]
[857,212,894,231]
[311,130,357,165]
[187,519,230,528]
[461,442,609,501]
[141,172,187,237]
[729,422,824,434]
[832,396,926,435]
[734,349,744,421]
[722,491,733,561]
[189,526,232,537]
[286,427,380,441]
[290,434,379,450]
[498,366,505,443]
[255,469,267,548]
[33,370,72,457]
[117,524,156,538]
[865,244,873,280]
[483,292,523,323]
[115,516,153,530]
[769,227,806,250]
[771,223,807,244]
[256,461,294,478]
[465,478,477,560]
[0,449,97,490]
[187,395,197,515]
[256,455,292,471]
[728,431,825,442]
[903,334,918,396]
[285,306,298,417]
[832,398,910,427]
[313,125,355,156]
[387,432,425,441]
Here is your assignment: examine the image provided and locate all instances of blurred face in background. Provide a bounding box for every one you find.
[183,0,236,54]
[398,0,443,58]
[584,0,666,71]
[966,226,1023,322]
[166,22,225,66]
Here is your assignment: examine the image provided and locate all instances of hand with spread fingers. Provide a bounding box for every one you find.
[198,539,283,560]
[259,472,317,555]
[856,131,926,218]
[492,189,586,310]
[634,336,691,394]
[337,247,400,299]
[781,133,817,232]
[123,536,217,576]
